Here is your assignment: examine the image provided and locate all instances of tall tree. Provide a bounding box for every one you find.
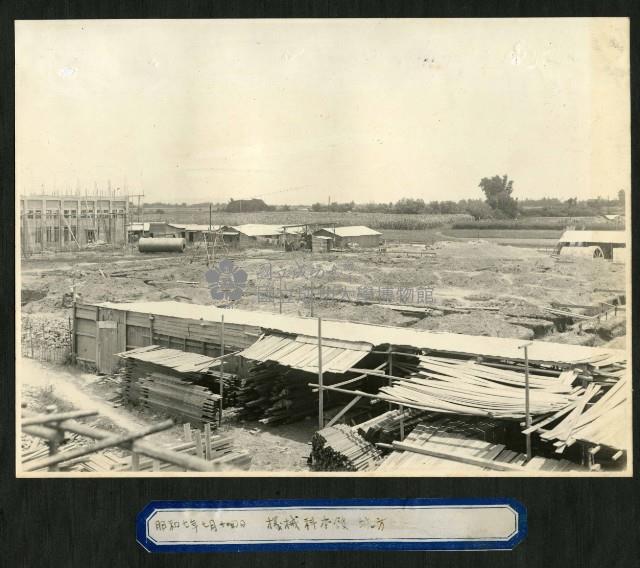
[479,175,518,218]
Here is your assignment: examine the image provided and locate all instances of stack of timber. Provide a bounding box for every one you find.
[118,346,239,401]
[118,346,239,424]
[355,408,430,445]
[378,419,581,473]
[113,424,252,471]
[310,424,382,472]
[535,378,628,455]
[122,372,221,427]
[237,361,342,425]
[378,355,581,419]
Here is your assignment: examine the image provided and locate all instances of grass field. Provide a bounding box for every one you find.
[442,228,563,239]
[452,217,623,230]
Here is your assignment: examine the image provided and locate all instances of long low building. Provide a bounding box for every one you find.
[74,300,625,373]
[313,226,382,249]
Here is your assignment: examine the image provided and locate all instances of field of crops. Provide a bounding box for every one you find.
[142,209,474,230]
[451,217,623,230]
[443,228,563,239]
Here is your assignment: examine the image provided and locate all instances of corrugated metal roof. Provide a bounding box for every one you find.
[558,230,626,245]
[238,333,372,373]
[116,345,218,373]
[233,224,284,237]
[318,225,382,237]
[98,301,626,367]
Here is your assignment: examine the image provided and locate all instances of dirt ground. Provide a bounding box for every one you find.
[19,236,627,471]
[21,238,626,343]
[19,357,314,471]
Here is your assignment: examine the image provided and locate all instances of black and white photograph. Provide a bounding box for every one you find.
[15,18,631,477]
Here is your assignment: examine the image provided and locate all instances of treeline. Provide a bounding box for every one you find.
[310,195,624,219]
[311,198,493,217]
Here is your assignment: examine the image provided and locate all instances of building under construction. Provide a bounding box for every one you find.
[20,193,129,255]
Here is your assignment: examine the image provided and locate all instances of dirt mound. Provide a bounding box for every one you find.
[411,312,533,340]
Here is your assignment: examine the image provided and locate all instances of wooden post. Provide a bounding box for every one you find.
[318,317,324,429]
[387,345,393,411]
[131,452,140,471]
[219,314,225,426]
[45,405,60,472]
[279,275,283,314]
[204,423,212,461]
[148,315,155,346]
[518,342,533,461]
[208,203,212,267]
[194,430,204,459]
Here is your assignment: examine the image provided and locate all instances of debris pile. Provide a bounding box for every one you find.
[113,428,252,472]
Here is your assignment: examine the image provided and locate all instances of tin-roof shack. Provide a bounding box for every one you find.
[313,226,382,249]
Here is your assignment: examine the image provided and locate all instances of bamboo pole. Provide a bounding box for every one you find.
[22,409,99,426]
[219,314,225,426]
[518,342,533,461]
[25,419,173,471]
[318,317,324,429]
[22,415,222,472]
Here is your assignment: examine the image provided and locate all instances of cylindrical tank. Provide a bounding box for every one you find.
[559,245,604,258]
[138,237,186,253]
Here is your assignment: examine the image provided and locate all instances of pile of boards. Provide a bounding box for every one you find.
[113,424,252,471]
[379,355,580,419]
[355,408,429,445]
[310,424,382,471]
[118,345,238,426]
[237,361,342,425]
[122,372,221,427]
[535,378,627,454]
[378,417,580,473]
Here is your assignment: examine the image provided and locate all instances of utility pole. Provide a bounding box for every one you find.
[209,203,213,266]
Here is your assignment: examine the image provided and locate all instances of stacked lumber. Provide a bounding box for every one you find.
[378,419,580,473]
[356,408,430,444]
[113,425,252,471]
[122,372,221,427]
[310,424,382,471]
[119,346,239,402]
[237,361,340,425]
[378,355,580,419]
[537,379,627,453]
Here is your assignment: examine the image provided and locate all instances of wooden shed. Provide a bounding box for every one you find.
[313,226,382,249]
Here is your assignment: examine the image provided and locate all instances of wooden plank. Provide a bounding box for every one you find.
[391,441,525,472]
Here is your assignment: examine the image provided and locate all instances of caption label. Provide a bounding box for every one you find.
[137,498,526,552]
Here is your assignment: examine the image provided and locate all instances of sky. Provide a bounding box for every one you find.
[15,18,630,205]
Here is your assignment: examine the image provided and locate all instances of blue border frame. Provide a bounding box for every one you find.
[137,498,527,552]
